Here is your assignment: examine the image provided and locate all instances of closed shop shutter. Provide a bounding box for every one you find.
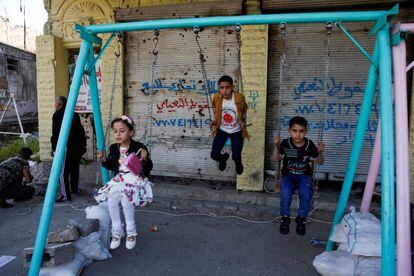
[124,28,241,181]
[266,22,379,182]
[265,7,414,182]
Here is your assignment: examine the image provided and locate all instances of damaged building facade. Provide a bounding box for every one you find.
[36,0,413,194]
[0,42,37,129]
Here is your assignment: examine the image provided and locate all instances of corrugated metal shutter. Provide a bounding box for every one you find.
[124,28,240,181]
[260,0,408,13]
[266,22,379,182]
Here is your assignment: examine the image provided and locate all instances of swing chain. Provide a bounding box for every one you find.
[235,24,244,94]
[319,21,333,143]
[313,22,334,193]
[277,22,287,136]
[194,28,213,125]
[104,33,122,146]
[114,32,122,57]
[270,23,288,193]
[152,29,160,55]
[143,29,160,151]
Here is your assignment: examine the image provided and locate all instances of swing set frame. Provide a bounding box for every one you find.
[30,5,403,276]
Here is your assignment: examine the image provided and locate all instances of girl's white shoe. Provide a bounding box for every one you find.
[125,234,136,250]
[110,235,121,249]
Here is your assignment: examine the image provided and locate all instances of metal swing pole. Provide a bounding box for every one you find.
[28,40,91,276]
[326,38,379,250]
[377,22,395,276]
[393,23,412,276]
[87,43,110,185]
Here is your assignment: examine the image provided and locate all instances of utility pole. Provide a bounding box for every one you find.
[20,0,26,50]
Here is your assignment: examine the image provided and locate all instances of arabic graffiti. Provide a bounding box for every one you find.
[153,117,211,128]
[295,103,380,118]
[293,77,371,100]
[282,76,381,147]
[280,117,378,133]
[156,97,209,114]
[337,131,375,147]
[246,90,259,111]
[141,79,218,95]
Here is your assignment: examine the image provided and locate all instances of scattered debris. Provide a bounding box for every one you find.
[68,218,100,237]
[47,225,80,243]
[24,242,74,267]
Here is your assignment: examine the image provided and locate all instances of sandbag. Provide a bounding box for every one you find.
[74,232,111,261]
[39,253,92,276]
[329,206,381,257]
[313,251,381,276]
[355,256,381,276]
[313,250,356,276]
[85,202,111,248]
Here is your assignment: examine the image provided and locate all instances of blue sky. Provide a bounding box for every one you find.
[0,0,47,33]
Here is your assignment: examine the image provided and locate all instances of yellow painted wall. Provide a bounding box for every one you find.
[237,24,268,191]
[37,0,268,192]
[36,35,69,159]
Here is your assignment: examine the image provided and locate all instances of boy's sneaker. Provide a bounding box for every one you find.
[219,153,230,171]
[235,161,244,175]
[279,216,290,235]
[295,217,306,236]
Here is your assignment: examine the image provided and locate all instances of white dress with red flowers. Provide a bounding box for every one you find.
[95,147,153,207]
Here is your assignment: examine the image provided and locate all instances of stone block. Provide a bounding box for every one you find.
[47,225,80,243]
[23,242,74,268]
[68,218,100,237]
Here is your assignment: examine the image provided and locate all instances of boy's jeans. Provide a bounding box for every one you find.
[280,174,313,218]
[210,129,244,164]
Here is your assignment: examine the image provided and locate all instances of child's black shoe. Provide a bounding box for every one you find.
[219,153,230,171]
[235,161,244,175]
[279,216,290,235]
[295,216,306,236]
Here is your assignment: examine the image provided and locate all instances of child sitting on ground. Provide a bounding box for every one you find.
[273,116,325,236]
[96,115,153,250]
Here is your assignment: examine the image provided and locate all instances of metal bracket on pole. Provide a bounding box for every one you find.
[75,23,102,46]
[391,30,408,47]
[87,32,124,75]
[369,4,398,36]
[336,22,377,69]
[87,32,116,75]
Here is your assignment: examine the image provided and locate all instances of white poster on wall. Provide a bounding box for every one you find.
[74,56,102,112]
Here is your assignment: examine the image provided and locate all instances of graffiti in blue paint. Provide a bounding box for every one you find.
[153,117,211,128]
[336,131,375,147]
[280,116,378,133]
[141,79,218,95]
[295,103,380,118]
[293,77,370,100]
[247,90,259,110]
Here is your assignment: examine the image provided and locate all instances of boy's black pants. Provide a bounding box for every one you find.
[210,129,244,165]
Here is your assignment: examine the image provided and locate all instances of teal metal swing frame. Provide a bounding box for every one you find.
[29,5,399,275]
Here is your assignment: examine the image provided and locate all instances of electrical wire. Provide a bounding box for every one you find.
[15,197,335,225]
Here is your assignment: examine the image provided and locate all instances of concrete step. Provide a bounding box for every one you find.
[80,176,381,220]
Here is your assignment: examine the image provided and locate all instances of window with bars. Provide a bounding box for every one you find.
[7,58,18,71]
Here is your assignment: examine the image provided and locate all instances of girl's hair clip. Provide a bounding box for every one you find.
[120,115,134,126]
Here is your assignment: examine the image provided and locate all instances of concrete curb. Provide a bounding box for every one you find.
[79,176,381,219]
